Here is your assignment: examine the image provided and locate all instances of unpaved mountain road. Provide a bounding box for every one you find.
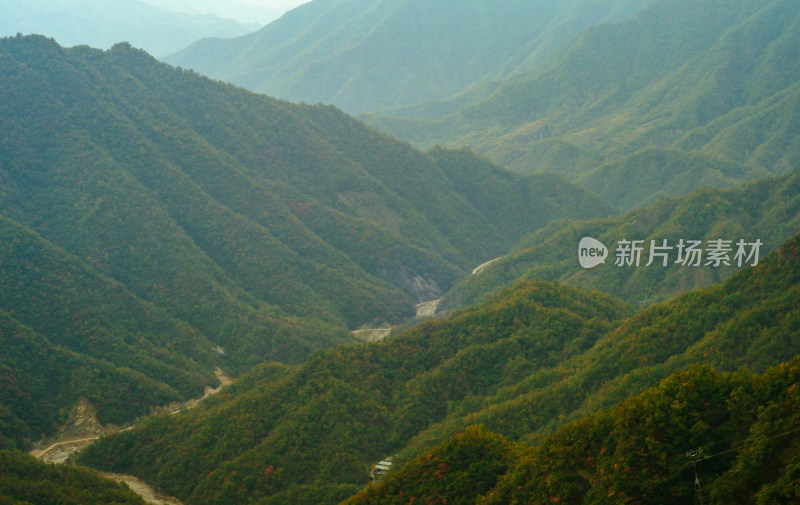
[102,473,184,505]
[28,367,233,503]
[471,256,504,275]
[28,437,99,464]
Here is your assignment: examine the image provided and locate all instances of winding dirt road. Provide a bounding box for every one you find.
[29,367,233,504]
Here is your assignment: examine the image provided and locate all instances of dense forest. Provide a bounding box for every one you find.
[442,169,800,312]
[0,449,146,505]
[347,357,800,505]
[78,232,800,504]
[0,34,613,449]
[2,0,799,503]
[368,0,800,208]
[163,0,656,113]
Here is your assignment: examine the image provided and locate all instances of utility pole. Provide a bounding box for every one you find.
[684,449,705,505]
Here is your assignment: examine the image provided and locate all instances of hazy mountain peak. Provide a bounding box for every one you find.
[164,0,656,112]
[0,0,261,57]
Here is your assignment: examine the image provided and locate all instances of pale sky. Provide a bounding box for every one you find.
[241,0,309,7]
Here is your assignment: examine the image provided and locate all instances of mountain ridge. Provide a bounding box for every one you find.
[163,0,656,113]
[0,34,610,448]
[366,0,800,207]
[0,0,260,57]
[78,231,800,504]
[347,356,800,505]
[441,169,800,313]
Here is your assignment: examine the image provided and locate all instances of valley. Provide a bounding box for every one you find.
[2,0,800,504]
[23,368,233,504]
[75,236,800,504]
[28,367,234,462]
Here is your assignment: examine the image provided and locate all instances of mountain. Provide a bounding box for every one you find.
[368,0,800,207]
[0,450,147,505]
[347,357,800,505]
[77,232,800,505]
[0,35,609,447]
[0,218,220,447]
[442,169,800,312]
[0,0,260,57]
[78,279,632,505]
[344,426,516,505]
[163,0,656,113]
[150,0,285,25]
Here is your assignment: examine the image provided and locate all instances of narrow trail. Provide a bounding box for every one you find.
[471,256,503,275]
[29,367,233,503]
[169,367,233,414]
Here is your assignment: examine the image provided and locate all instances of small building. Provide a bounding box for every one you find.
[373,457,393,480]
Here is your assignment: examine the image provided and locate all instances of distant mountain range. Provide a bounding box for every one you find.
[160,0,800,211]
[150,0,286,25]
[163,0,656,113]
[368,0,800,206]
[0,0,260,57]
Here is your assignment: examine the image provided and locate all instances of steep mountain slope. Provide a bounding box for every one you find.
[0,35,609,447]
[0,215,219,448]
[0,0,259,57]
[345,426,516,505]
[163,0,655,113]
[79,280,631,505]
[78,233,800,505]
[1,449,147,505]
[443,169,800,312]
[370,0,800,206]
[347,358,800,505]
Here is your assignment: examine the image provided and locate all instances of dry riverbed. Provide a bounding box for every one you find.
[101,473,184,505]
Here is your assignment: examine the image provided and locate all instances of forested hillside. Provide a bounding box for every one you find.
[347,357,800,505]
[79,280,632,504]
[0,449,146,505]
[442,169,800,312]
[369,0,800,206]
[0,35,608,448]
[79,232,800,505]
[3,2,798,502]
[163,0,655,113]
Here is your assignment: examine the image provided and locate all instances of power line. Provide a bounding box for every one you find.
[622,424,800,503]
[685,449,705,505]
[687,424,800,466]
[678,424,800,505]
[366,423,800,503]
